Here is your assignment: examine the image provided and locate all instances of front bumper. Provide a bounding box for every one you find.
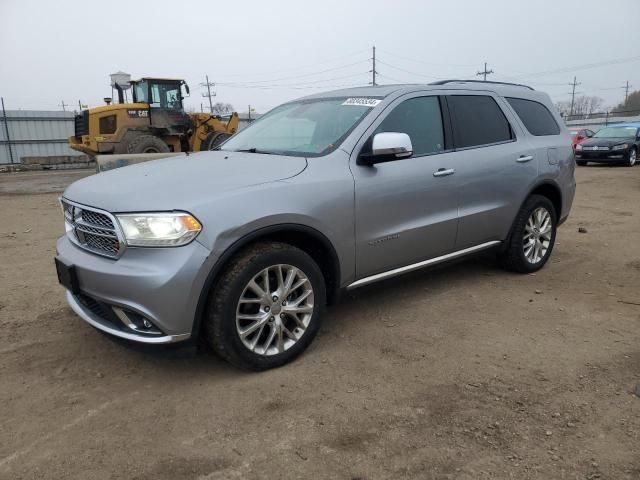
[56,234,212,344]
[576,150,626,162]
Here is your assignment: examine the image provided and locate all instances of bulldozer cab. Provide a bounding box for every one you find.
[130,78,192,134]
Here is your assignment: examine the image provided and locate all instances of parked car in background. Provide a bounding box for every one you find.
[568,127,595,151]
[55,80,575,370]
[575,123,640,166]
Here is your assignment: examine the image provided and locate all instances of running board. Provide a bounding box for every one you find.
[346,240,501,290]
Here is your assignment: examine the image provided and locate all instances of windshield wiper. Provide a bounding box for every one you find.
[233,147,276,155]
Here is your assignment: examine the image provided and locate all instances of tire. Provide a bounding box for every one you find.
[125,135,170,154]
[203,242,326,371]
[200,132,231,151]
[498,194,557,274]
[576,160,587,166]
[625,147,637,167]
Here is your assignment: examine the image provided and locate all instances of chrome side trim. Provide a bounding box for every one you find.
[347,240,501,290]
[66,291,191,344]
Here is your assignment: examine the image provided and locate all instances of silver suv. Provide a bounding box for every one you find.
[55,80,575,370]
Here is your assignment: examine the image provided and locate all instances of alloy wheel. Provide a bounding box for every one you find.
[523,207,552,264]
[235,264,314,356]
[630,149,637,166]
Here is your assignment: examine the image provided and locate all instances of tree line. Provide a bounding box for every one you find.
[556,90,640,119]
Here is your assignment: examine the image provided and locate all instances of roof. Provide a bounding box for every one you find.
[131,77,185,83]
[300,80,542,102]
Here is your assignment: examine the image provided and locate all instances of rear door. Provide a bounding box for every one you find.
[445,93,536,248]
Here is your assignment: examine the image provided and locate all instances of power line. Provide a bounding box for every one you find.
[512,55,640,79]
[376,49,478,68]
[377,73,413,84]
[216,49,369,78]
[217,72,369,89]
[375,59,441,79]
[216,60,369,85]
[58,100,69,112]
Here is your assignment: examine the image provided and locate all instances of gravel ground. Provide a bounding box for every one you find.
[0,166,639,479]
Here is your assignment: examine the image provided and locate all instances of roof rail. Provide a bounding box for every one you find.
[429,79,535,91]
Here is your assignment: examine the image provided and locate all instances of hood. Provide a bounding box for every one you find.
[63,151,307,212]
[581,137,632,148]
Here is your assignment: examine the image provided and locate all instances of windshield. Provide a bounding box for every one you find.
[221,97,378,157]
[133,81,149,103]
[594,127,638,139]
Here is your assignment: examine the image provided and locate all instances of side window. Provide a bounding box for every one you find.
[447,95,514,149]
[506,97,560,136]
[375,96,445,156]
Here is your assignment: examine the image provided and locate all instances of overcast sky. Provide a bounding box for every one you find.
[1,0,639,114]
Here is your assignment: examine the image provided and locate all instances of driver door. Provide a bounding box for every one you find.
[350,94,459,278]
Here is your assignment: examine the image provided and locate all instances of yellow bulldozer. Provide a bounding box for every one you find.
[69,77,238,156]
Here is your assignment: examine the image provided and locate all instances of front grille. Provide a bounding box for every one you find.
[62,200,123,258]
[74,110,89,137]
[81,209,114,229]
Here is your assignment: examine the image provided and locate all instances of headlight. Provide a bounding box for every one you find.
[575,144,583,151]
[116,212,202,247]
[612,144,629,151]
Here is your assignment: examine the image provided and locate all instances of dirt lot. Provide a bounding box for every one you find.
[0,167,639,480]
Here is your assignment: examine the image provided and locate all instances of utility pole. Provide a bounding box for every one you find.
[568,76,581,117]
[370,46,378,86]
[78,100,82,111]
[248,104,251,122]
[476,62,494,81]
[622,80,631,104]
[201,75,216,114]
[59,100,69,112]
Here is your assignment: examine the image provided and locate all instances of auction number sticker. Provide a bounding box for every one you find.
[342,98,382,107]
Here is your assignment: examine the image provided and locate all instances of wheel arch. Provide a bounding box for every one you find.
[501,180,563,250]
[528,181,563,220]
[192,223,342,339]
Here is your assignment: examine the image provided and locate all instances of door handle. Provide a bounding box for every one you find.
[516,155,534,163]
[433,168,456,177]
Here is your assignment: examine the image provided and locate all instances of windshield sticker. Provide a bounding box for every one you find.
[342,98,382,107]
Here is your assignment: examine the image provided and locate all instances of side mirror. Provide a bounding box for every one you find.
[358,132,413,166]
[183,83,190,96]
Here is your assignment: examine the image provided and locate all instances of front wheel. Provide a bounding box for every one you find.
[625,148,637,167]
[203,242,326,370]
[498,195,557,273]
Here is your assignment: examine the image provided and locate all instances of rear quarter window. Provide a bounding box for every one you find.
[506,97,560,136]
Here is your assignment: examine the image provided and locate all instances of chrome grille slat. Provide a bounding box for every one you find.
[61,199,123,259]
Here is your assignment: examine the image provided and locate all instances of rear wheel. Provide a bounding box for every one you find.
[625,147,637,167]
[203,242,326,370]
[124,135,170,154]
[498,195,557,273]
[200,132,232,151]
